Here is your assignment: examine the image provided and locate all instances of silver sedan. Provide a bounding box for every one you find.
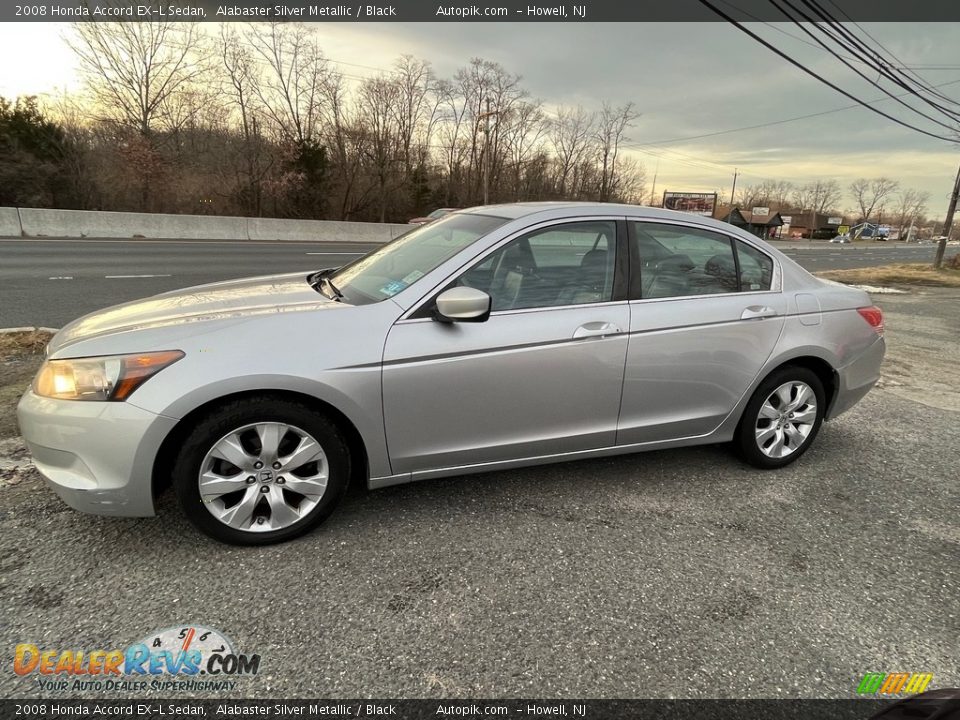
[18,203,886,544]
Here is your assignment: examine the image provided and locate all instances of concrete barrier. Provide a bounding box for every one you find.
[2,206,415,243]
[246,217,412,243]
[17,207,249,240]
[0,207,22,237]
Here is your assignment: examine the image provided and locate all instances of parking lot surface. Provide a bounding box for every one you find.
[0,289,957,700]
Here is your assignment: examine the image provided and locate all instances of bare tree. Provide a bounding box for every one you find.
[849,177,900,222]
[594,102,639,202]
[246,23,340,217]
[769,180,793,210]
[435,77,472,206]
[359,75,401,222]
[390,55,440,174]
[68,21,206,135]
[220,26,270,216]
[450,58,525,203]
[607,154,647,204]
[551,106,594,197]
[791,179,841,213]
[247,23,329,146]
[892,188,930,240]
[499,100,548,201]
[737,183,770,210]
[67,21,207,208]
[323,71,370,220]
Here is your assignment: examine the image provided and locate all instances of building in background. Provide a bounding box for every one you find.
[714,206,785,238]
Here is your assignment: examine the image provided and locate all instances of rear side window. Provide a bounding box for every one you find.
[630,223,738,299]
[735,239,774,291]
[629,222,774,298]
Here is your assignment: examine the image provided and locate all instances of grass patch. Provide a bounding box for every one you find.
[817,260,960,288]
[0,331,51,437]
[0,330,54,362]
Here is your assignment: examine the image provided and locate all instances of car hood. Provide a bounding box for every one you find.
[49,272,341,354]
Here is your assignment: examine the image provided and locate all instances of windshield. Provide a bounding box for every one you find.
[326,213,508,305]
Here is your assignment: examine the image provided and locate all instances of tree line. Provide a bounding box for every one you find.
[0,20,942,237]
[1,22,645,222]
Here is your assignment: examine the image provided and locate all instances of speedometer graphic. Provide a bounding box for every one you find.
[136,625,235,673]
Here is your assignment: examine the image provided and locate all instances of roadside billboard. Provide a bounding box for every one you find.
[663,191,717,217]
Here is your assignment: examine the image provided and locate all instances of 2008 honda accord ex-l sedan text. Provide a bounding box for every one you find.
[18,203,886,544]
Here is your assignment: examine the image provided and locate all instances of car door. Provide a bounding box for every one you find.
[617,220,786,445]
[382,218,631,475]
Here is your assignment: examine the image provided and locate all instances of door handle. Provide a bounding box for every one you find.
[741,305,778,320]
[574,322,622,339]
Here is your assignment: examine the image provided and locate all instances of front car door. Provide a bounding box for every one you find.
[382,218,630,476]
[617,220,786,445]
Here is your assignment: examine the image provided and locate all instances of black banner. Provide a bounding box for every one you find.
[5,699,960,720]
[3,0,960,22]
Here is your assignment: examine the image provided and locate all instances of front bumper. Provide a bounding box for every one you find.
[829,335,886,419]
[16,390,178,517]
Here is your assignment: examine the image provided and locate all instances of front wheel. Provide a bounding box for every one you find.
[172,397,350,545]
[735,367,825,469]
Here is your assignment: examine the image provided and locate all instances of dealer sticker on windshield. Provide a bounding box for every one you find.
[379,280,408,296]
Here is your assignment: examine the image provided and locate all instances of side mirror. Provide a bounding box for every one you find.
[433,287,491,323]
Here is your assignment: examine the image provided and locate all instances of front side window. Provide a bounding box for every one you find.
[454,221,617,311]
[630,223,774,299]
[327,213,507,305]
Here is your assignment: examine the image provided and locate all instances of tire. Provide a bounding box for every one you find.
[172,396,351,545]
[735,366,826,469]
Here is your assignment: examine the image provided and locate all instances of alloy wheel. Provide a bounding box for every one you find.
[198,422,328,532]
[754,381,818,459]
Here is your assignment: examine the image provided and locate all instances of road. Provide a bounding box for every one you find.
[0,287,957,699]
[0,237,944,328]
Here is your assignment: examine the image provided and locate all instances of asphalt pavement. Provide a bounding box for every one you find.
[1,374,957,699]
[0,276,956,700]
[0,237,945,328]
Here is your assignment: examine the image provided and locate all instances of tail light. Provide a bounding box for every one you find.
[857,306,884,335]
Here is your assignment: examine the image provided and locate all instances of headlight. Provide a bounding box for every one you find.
[33,351,184,401]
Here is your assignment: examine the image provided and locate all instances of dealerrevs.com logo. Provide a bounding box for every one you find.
[14,625,260,693]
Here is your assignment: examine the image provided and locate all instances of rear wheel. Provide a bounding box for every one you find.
[735,366,825,469]
[172,397,350,545]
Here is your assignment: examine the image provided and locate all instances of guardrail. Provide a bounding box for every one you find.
[0,207,413,243]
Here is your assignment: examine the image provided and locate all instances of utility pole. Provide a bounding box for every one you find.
[934,162,960,269]
[478,98,499,206]
[649,159,660,206]
[730,168,739,205]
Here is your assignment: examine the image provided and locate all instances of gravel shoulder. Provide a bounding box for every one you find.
[871,287,960,412]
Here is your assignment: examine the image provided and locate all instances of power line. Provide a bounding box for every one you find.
[770,0,960,130]
[696,0,960,143]
[620,77,960,148]
[800,0,960,115]
[820,0,960,106]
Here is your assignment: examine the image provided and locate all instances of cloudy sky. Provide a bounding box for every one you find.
[2,21,959,215]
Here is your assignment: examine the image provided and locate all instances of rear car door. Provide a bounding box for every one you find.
[382,219,630,475]
[617,220,786,445]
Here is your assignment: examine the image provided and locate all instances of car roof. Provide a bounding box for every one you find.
[458,201,745,235]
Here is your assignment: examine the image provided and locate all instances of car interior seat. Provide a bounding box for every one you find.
[702,253,739,293]
[643,253,694,298]
[488,241,538,310]
[555,248,611,305]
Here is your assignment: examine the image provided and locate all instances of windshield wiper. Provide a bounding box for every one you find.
[308,268,344,301]
[322,276,344,301]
